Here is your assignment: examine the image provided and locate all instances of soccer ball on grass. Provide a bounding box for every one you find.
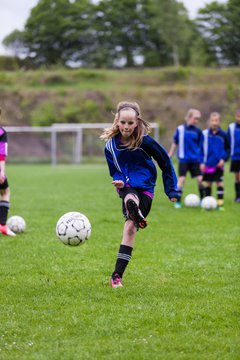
[201,196,217,210]
[184,194,200,207]
[7,215,26,233]
[56,212,91,246]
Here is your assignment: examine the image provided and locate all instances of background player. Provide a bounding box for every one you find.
[168,108,204,208]
[227,109,240,202]
[200,112,229,210]
[0,108,15,236]
[101,101,178,288]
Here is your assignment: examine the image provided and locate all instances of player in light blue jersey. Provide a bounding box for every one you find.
[169,108,204,208]
[101,101,178,288]
[200,112,229,210]
[227,109,240,202]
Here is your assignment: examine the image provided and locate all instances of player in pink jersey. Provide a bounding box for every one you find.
[0,110,15,236]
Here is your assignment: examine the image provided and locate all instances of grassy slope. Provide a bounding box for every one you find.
[0,164,239,359]
[1,67,240,139]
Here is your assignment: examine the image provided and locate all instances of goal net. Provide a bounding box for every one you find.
[5,123,159,165]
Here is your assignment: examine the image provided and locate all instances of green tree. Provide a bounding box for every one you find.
[92,0,151,67]
[197,0,240,65]
[3,30,27,58]
[146,0,194,66]
[2,0,202,68]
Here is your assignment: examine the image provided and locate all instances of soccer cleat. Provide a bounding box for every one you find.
[126,199,147,229]
[174,201,182,209]
[0,224,16,237]
[110,273,123,288]
[235,198,240,203]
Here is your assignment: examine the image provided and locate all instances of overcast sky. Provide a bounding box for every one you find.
[0,0,226,55]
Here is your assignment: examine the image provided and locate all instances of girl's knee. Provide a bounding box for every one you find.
[1,187,10,200]
[124,193,139,205]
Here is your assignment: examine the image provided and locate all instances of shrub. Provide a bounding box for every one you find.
[30,102,58,126]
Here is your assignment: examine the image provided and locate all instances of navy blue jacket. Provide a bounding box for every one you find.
[227,122,240,160]
[105,134,178,199]
[173,124,203,163]
[200,128,229,166]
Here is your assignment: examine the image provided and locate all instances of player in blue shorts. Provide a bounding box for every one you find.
[0,109,15,236]
[200,112,229,210]
[227,109,240,202]
[169,108,204,208]
[101,101,179,288]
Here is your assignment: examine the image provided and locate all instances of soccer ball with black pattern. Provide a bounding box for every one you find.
[56,212,91,246]
[7,215,26,233]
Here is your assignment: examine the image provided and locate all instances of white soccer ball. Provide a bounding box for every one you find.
[56,212,91,246]
[184,194,200,207]
[201,196,218,210]
[7,215,26,233]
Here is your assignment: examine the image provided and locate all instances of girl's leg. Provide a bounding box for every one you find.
[112,192,140,277]
[174,176,185,208]
[124,192,147,229]
[197,175,205,200]
[235,172,240,182]
[111,193,141,287]
[111,220,136,288]
[0,187,15,236]
[0,187,10,225]
[204,181,212,197]
[110,190,151,287]
[216,181,224,207]
[235,172,240,201]
[177,176,185,203]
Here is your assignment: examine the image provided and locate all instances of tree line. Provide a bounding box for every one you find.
[3,0,240,68]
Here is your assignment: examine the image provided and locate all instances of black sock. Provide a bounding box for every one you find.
[205,186,212,197]
[217,186,224,206]
[0,201,9,225]
[235,183,238,199]
[236,182,240,198]
[178,187,183,202]
[199,185,205,200]
[112,244,133,278]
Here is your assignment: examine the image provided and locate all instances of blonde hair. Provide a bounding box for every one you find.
[209,112,221,119]
[100,101,151,149]
[185,108,201,121]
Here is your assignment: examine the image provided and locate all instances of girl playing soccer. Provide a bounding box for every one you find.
[100,101,178,288]
[227,109,240,202]
[168,108,204,208]
[200,112,229,210]
[0,108,15,236]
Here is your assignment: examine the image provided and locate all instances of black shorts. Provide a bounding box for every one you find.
[203,169,224,183]
[119,187,152,221]
[230,160,240,172]
[0,178,9,190]
[179,162,201,178]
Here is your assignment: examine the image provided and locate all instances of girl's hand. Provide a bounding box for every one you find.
[170,198,178,202]
[217,159,224,168]
[112,180,124,188]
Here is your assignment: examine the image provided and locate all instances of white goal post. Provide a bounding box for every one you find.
[5,123,159,165]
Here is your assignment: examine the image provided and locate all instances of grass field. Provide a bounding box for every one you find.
[0,164,239,360]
